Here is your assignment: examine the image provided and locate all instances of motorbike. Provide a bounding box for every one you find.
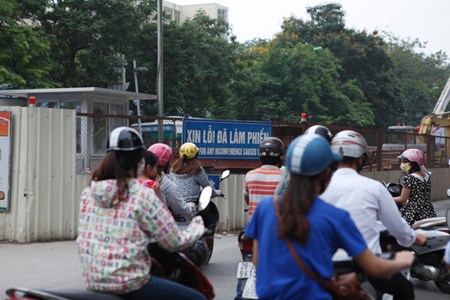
[4,187,217,300]
[235,241,381,300]
[177,169,230,267]
[381,181,450,293]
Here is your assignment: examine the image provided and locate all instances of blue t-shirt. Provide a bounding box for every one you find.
[245,196,367,300]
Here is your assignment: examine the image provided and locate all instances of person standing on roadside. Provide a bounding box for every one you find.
[320,130,427,300]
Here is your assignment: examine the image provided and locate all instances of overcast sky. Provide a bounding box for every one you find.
[173,0,450,57]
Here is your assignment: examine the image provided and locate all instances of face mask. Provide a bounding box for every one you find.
[400,162,410,173]
[137,158,145,176]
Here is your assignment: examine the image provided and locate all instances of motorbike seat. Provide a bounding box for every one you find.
[412,217,446,229]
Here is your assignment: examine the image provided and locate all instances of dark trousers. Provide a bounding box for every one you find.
[369,272,414,300]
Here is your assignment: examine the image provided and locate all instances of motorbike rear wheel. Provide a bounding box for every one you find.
[434,265,450,294]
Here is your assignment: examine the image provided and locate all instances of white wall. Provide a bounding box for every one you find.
[0,107,79,242]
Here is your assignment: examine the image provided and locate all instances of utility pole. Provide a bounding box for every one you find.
[157,0,164,143]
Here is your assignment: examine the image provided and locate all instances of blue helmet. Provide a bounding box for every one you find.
[286,134,342,176]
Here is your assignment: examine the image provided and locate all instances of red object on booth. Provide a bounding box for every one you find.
[28,96,37,107]
[300,112,307,122]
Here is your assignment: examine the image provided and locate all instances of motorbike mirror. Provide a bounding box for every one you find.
[198,186,212,211]
[220,170,231,181]
[446,208,450,229]
[447,188,450,198]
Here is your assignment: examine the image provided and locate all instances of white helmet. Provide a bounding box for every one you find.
[331,130,367,158]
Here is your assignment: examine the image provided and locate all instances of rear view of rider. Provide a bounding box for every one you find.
[76,127,206,300]
[394,148,437,225]
[320,130,427,300]
[244,137,284,218]
[148,143,195,220]
[170,142,221,203]
[275,125,333,196]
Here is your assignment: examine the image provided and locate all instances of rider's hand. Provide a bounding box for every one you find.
[394,250,415,268]
[154,174,161,183]
[414,233,427,246]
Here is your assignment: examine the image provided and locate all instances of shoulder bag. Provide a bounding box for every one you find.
[273,199,368,300]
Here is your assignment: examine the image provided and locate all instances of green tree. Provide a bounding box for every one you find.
[386,36,450,125]
[280,3,401,128]
[39,0,154,87]
[137,11,238,118]
[0,0,54,88]
[230,39,375,126]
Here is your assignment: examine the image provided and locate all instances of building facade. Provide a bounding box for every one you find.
[163,1,228,24]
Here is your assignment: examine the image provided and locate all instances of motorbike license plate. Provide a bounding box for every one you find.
[236,262,256,279]
[242,275,258,299]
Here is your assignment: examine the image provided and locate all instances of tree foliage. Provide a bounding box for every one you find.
[0,0,54,88]
[0,1,448,130]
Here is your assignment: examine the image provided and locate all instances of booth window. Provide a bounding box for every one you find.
[92,102,108,154]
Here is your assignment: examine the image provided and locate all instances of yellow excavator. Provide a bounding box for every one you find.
[418,76,450,165]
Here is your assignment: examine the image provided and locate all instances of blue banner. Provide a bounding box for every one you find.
[183,119,272,159]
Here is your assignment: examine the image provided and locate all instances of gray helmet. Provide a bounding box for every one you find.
[259,137,284,157]
[331,130,368,158]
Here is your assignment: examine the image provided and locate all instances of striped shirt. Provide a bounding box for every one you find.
[244,165,282,217]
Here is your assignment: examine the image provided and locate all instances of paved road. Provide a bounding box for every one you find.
[0,199,449,299]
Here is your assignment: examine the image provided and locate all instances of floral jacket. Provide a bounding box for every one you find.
[76,178,204,294]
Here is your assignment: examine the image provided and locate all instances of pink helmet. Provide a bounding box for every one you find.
[148,143,173,167]
[398,148,425,166]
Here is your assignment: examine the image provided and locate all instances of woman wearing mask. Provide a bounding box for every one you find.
[170,142,221,204]
[245,134,414,299]
[394,148,437,225]
[77,127,206,300]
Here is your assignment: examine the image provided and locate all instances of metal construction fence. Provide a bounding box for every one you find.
[76,113,450,174]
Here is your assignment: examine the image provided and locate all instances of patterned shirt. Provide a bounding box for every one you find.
[76,178,204,294]
[169,168,220,202]
[399,172,437,225]
[244,165,282,217]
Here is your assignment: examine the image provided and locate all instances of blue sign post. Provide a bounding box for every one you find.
[183,119,272,160]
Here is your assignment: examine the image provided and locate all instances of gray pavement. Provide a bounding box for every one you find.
[433,198,450,217]
[0,199,449,299]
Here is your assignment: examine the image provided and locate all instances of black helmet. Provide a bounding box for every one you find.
[107,127,145,152]
[259,137,284,157]
[107,127,146,171]
[304,125,333,143]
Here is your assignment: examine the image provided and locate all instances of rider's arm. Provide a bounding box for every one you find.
[197,168,221,197]
[252,239,259,267]
[139,188,204,252]
[377,184,417,247]
[355,249,414,277]
[394,187,410,204]
[160,175,195,219]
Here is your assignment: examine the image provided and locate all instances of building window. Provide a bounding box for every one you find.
[92,102,108,154]
[37,102,57,108]
[175,9,181,24]
[110,104,125,132]
[61,102,82,153]
[217,8,228,21]
[164,6,173,19]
